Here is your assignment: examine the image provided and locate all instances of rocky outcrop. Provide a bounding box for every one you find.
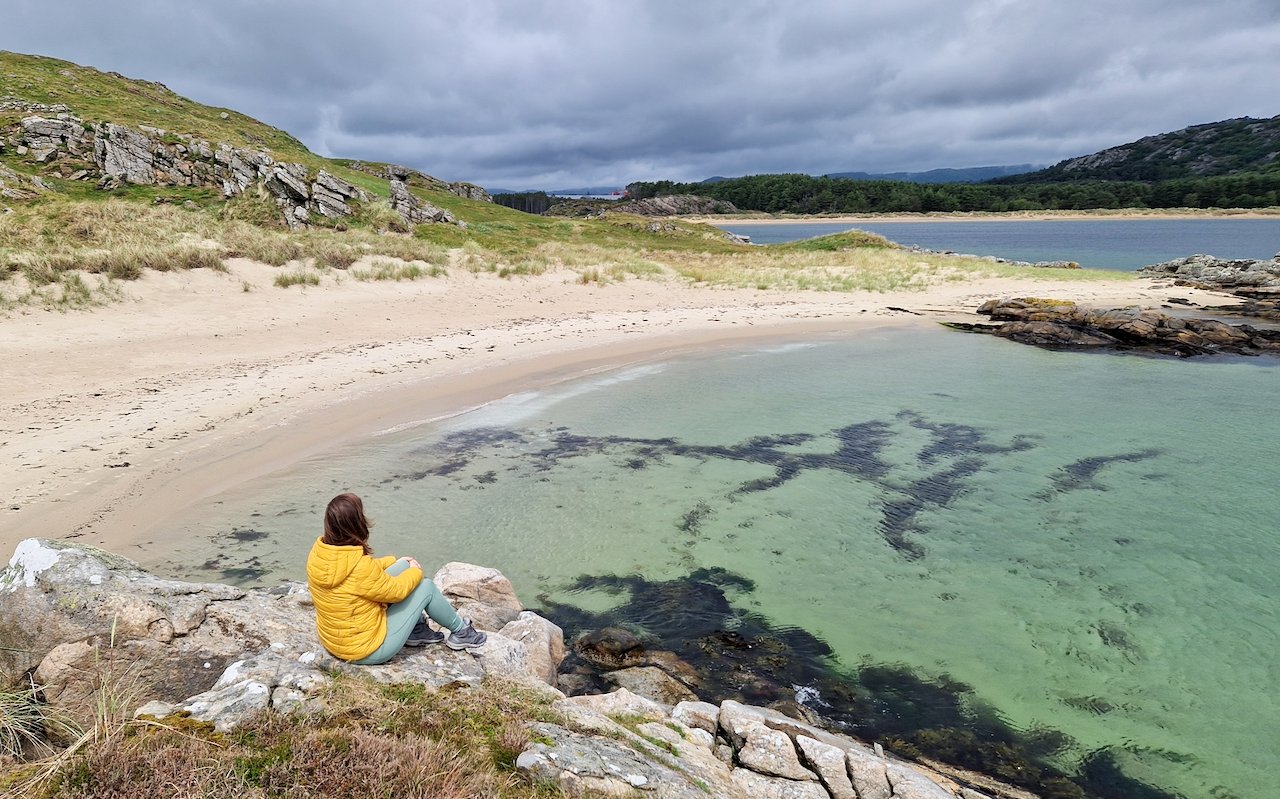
[2,538,1025,798]
[0,539,565,733]
[1139,253,1280,289]
[388,179,456,227]
[449,181,492,203]
[9,115,462,230]
[518,692,988,799]
[947,297,1280,357]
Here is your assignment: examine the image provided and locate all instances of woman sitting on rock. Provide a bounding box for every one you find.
[306,492,486,664]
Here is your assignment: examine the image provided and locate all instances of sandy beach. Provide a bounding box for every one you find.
[0,261,1231,561]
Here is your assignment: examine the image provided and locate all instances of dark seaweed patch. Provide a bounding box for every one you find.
[228,528,268,542]
[678,501,713,534]
[385,414,1039,560]
[539,569,1178,799]
[1040,450,1162,498]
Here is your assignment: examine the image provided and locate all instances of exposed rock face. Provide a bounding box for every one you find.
[1139,253,1280,289]
[1,539,561,732]
[499,611,566,685]
[449,181,492,203]
[522,692,981,799]
[950,297,1280,357]
[388,179,456,227]
[9,114,465,230]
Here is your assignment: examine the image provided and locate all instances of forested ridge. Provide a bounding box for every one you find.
[626,115,1280,214]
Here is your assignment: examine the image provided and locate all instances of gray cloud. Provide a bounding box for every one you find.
[4,0,1279,187]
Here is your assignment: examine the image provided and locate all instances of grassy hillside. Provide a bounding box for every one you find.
[0,51,1120,312]
[997,115,1280,184]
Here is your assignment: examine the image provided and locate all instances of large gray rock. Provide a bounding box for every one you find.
[518,722,708,799]
[603,666,697,706]
[95,123,159,185]
[734,720,817,781]
[554,687,667,721]
[264,164,310,201]
[796,735,857,799]
[500,611,565,685]
[728,769,829,799]
[432,561,523,632]
[845,747,893,799]
[885,763,958,799]
[672,700,720,735]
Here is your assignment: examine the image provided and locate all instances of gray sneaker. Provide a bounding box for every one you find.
[406,613,446,646]
[445,619,487,650]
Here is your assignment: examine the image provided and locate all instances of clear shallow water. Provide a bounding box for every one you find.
[153,328,1280,799]
[717,218,1280,271]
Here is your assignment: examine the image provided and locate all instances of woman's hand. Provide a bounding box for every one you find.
[405,557,421,572]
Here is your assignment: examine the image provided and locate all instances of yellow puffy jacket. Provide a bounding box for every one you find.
[305,537,422,662]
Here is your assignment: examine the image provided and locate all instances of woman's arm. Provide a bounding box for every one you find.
[356,558,423,604]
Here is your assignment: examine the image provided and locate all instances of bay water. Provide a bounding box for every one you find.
[716,218,1280,271]
[152,326,1279,799]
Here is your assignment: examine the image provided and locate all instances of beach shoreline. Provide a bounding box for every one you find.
[1,260,1231,561]
[687,208,1280,224]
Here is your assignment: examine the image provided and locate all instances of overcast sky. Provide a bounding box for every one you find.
[4,1,1279,188]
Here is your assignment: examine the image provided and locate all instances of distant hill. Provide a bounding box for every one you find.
[997,115,1280,184]
[701,166,1040,185]
[825,165,1040,183]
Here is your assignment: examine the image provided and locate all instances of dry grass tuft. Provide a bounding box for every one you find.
[1,675,558,799]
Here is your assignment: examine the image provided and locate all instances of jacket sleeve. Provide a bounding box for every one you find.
[355,559,423,604]
[373,555,399,570]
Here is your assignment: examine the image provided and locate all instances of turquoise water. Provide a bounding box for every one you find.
[717,218,1280,270]
[153,328,1280,799]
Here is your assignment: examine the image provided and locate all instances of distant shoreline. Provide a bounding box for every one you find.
[687,207,1280,224]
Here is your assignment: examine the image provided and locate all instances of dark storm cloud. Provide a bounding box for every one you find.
[4,1,1279,187]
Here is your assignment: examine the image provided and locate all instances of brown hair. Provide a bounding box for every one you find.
[323,493,373,555]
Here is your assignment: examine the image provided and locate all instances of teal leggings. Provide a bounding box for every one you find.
[352,559,465,665]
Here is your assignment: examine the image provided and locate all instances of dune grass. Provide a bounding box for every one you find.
[0,676,559,799]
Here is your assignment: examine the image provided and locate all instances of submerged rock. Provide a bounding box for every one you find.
[574,626,646,669]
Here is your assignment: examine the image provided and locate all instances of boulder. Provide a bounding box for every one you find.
[518,722,708,798]
[264,165,309,201]
[885,763,958,799]
[603,666,697,705]
[554,687,667,721]
[728,769,829,799]
[733,720,817,781]
[795,735,857,799]
[845,747,893,799]
[672,700,720,735]
[573,627,645,670]
[499,611,566,685]
[432,562,523,632]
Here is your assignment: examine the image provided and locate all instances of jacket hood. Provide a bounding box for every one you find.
[306,538,366,589]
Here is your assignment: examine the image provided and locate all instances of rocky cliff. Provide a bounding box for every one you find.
[1,539,1012,799]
